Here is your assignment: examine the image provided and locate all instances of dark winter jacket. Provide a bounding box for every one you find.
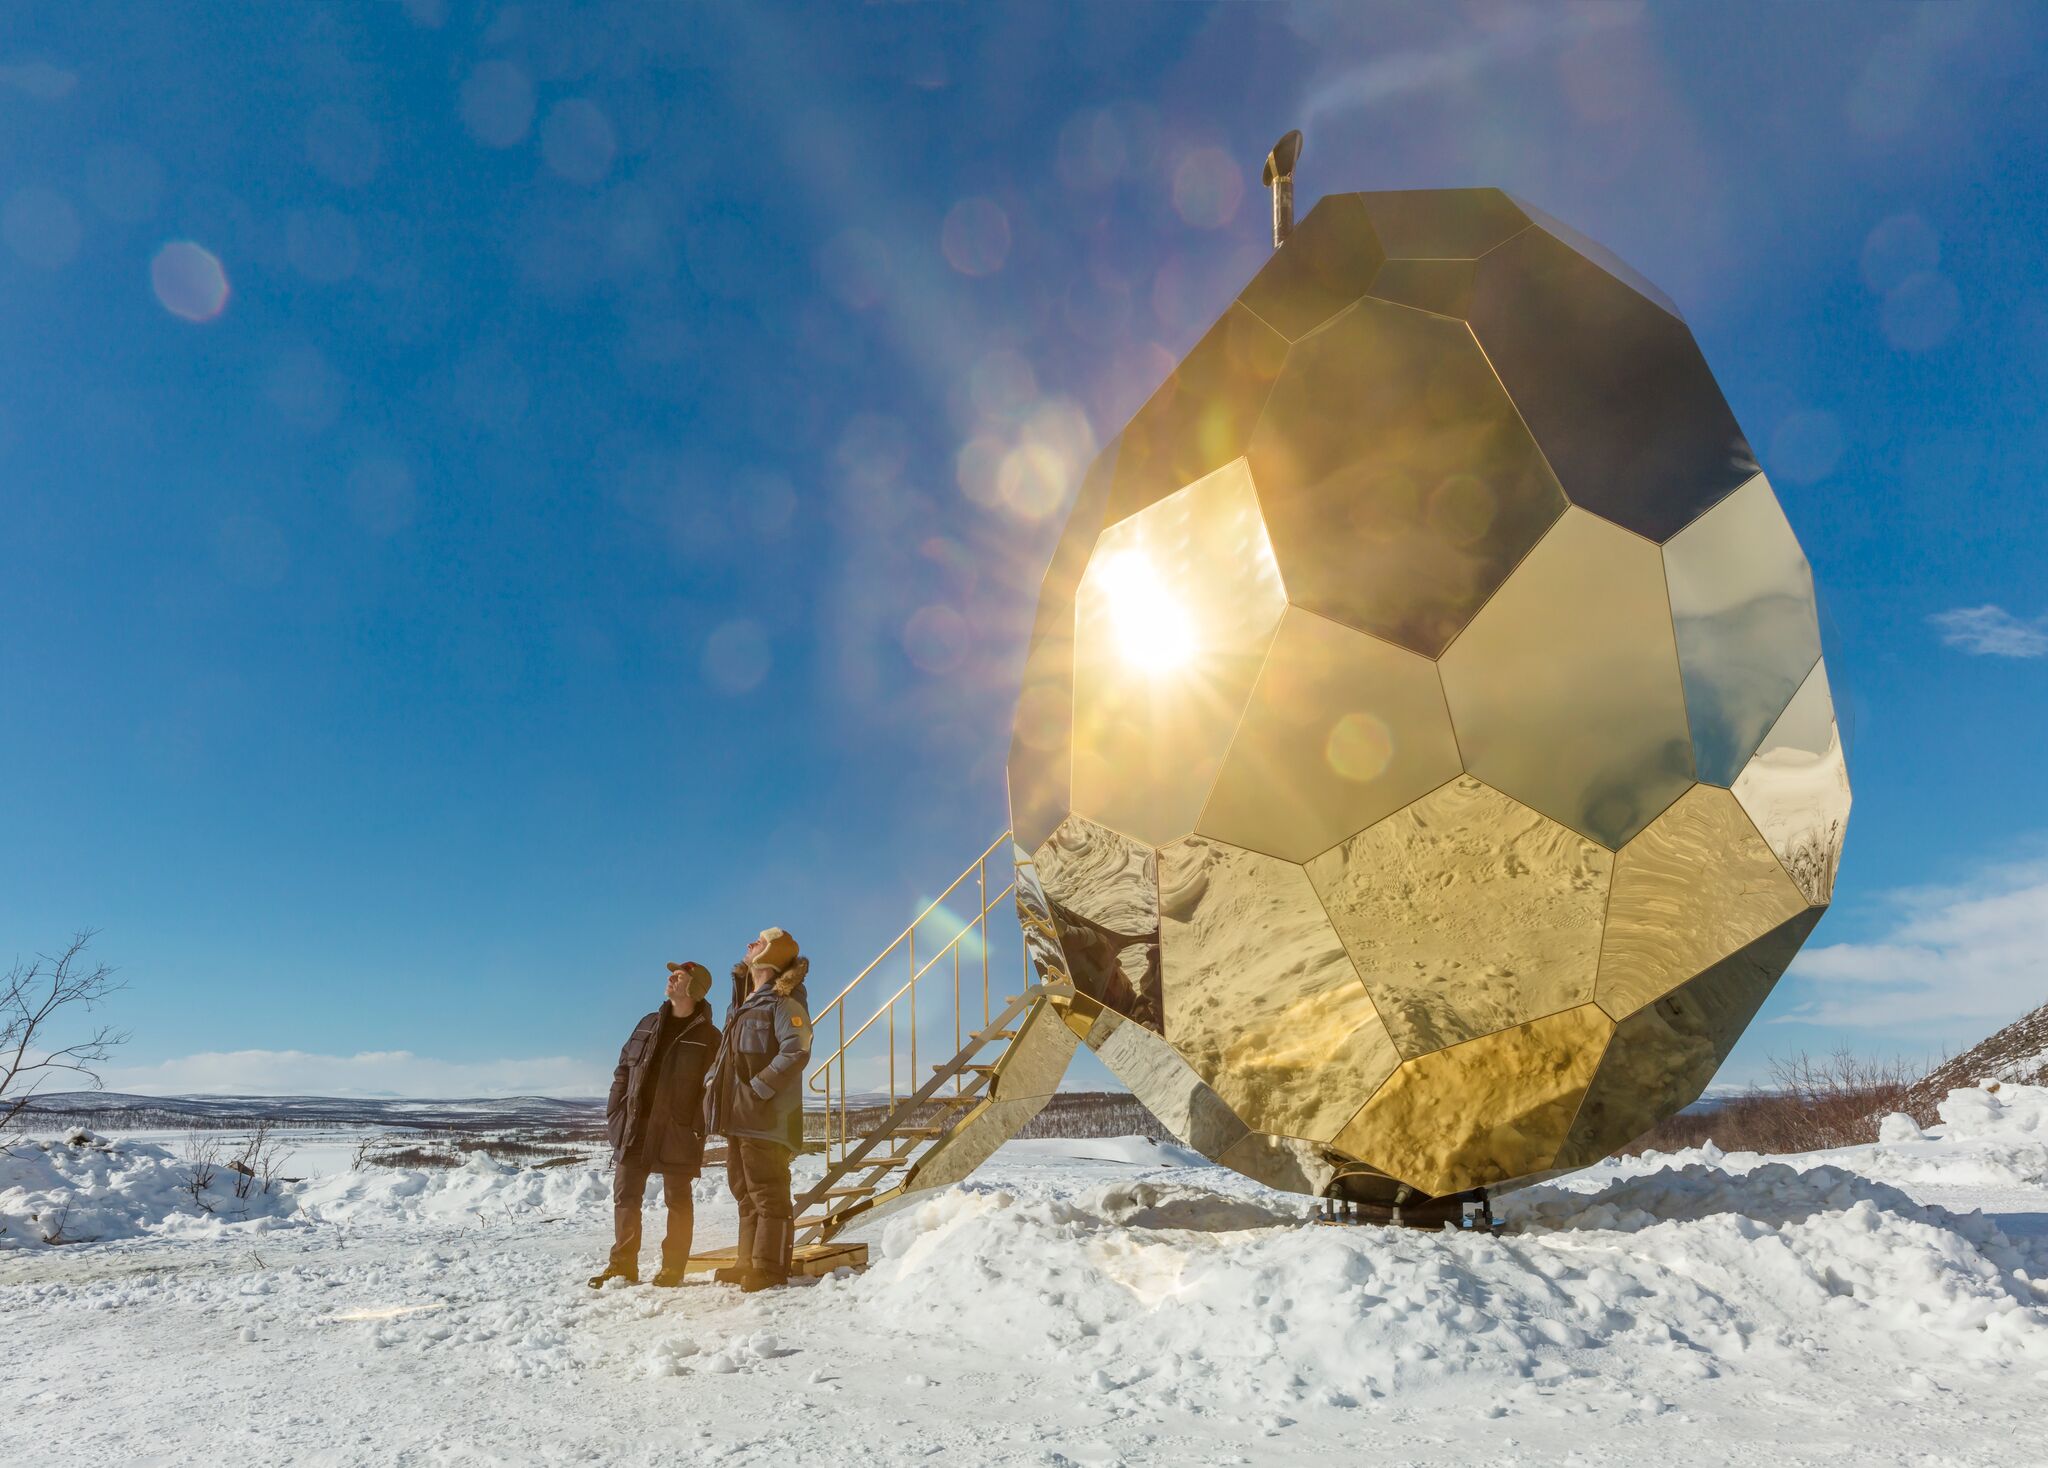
[606,1001,719,1173]
[703,959,812,1151]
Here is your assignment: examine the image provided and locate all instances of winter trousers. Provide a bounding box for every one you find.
[609,1157,694,1275]
[724,1137,794,1280]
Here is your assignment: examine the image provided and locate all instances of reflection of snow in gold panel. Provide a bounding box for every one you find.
[1559,910,1820,1168]
[1663,474,1822,786]
[1196,608,1463,863]
[1158,836,1398,1143]
[1032,817,1161,1030]
[1440,508,1695,849]
[1307,777,1611,1057]
[1071,459,1287,846]
[1237,193,1382,342]
[1732,659,1850,906]
[1595,784,1807,1021]
[1106,305,1287,527]
[1247,298,1566,657]
[1331,1004,1611,1196]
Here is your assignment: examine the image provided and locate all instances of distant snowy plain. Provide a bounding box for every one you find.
[4,1088,2045,1466]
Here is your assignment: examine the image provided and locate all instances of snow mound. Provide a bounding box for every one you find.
[297,1152,620,1226]
[0,1132,296,1248]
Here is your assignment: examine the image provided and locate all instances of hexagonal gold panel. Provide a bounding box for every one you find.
[1071,457,1287,846]
[1558,909,1821,1168]
[1732,659,1851,906]
[1159,835,1399,1142]
[1439,508,1695,849]
[1365,257,1477,319]
[1195,607,1463,863]
[1307,777,1612,1058]
[1594,784,1808,1021]
[1356,188,1529,260]
[1237,192,1382,342]
[1331,1003,1612,1197]
[1032,816,1161,1032]
[1664,474,1823,786]
[1105,305,1287,527]
[1246,296,1567,657]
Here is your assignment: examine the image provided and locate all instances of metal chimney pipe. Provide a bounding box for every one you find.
[1263,129,1303,248]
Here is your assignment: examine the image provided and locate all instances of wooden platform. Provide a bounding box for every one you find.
[684,1240,868,1278]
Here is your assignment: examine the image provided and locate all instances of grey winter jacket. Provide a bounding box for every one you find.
[703,959,812,1151]
[606,1002,719,1173]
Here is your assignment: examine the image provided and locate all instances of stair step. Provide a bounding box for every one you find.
[893,1126,944,1137]
[973,1028,1019,1042]
[815,1186,875,1200]
[932,1093,981,1106]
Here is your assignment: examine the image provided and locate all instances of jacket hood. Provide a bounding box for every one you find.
[729,955,810,1003]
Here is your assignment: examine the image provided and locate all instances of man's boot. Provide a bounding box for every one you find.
[587,1264,637,1289]
[651,1206,694,1288]
[712,1212,755,1286]
[741,1215,793,1292]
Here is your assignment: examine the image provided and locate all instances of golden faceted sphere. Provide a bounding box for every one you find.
[1007,189,1851,1202]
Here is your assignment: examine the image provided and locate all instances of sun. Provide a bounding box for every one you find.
[1097,552,1195,673]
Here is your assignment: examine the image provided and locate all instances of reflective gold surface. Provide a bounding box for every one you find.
[1663,474,1823,785]
[1007,443,1120,854]
[1237,192,1381,342]
[1009,189,1847,1200]
[1732,659,1851,906]
[1468,225,1757,541]
[1071,458,1288,845]
[1558,910,1821,1168]
[1196,607,1462,862]
[1106,305,1287,527]
[1595,784,1807,1020]
[1308,776,1612,1056]
[1247,297,1566,657]
[1331,1004,1613,1196]
[1158,836,1399,1141]
[1439,508,1695,849]
[1032,816,1162,1031]
[899,1096,1042,1195]
[989,992,1082,1100]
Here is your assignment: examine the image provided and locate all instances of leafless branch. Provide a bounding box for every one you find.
[0,932,128,1131]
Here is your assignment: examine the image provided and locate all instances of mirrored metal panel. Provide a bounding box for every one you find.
[1507,194,1683,319]
[1196,608,1463,863]
[1664,474,1823,786]
[1732,659,1851,906]
[1071,458,1288,846]
[1330,1004,1612,1196]
[901,1096,1043,1194]
[1158,836,1399,1142]
[989,995,1082,1100]
[1594,784,1808,1021]
[1088,1010,1251,1161]
[1356,188,1529,260]
[1558,909,1821,1168]
[1032,816,1163,1032]
[1105,304,1288,528]
[1469,226,1757,540]
[1307,777,1612,1058]
[1237,192,1383,342]
[1247,297,1567,657]
[1365,258,1477,319]
[1217,1130,1342,1197]
[1439,508,1696,849]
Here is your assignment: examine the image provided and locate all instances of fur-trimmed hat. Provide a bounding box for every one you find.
[665,960,714,1001]
[746,928,800,974]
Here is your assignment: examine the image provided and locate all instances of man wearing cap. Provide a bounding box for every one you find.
[589,959,719,1288]
[703,927,812,1291]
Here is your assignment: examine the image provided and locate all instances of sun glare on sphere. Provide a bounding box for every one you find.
[1101,553,1194,672]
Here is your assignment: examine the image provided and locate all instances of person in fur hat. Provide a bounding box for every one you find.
[702,927,812,1291]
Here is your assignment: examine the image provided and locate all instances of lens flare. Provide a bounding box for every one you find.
[1099,552,1194,673]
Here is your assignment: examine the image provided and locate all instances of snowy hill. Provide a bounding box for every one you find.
[13,1090,605,1131]
[1908,998,2048,1113]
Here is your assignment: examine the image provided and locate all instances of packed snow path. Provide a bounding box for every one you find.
[4,1091,2046,1466]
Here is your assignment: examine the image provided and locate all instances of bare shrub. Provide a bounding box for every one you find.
[181,1133,222,1213]
[1623,1048,1927,1157]
[1,933,127,1130]
[227,1121,294,1199]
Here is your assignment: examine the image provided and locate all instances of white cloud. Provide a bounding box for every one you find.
[99,1049,608,1099]
[1783,854,2048,1034]
[1299,8,1632,124]
[1928,604,2048,657]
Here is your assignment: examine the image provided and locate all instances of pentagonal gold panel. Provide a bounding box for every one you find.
[1439,508,1695,849]
[1071,458,1287,846]
[1356,189,1529,260]
[1087,1009,1250,1160]
[1246,297,1566,657]
[1558,909,1821,1168]
[1594,784,1808,1021]
[1105,304,1287,527]
[1331,1004,1612,1197]
[1307,777,1612,1058]
[1366,257,1476,319]
[1664,474,1823,786]
[1196,608,1463,863]
[1032,816,1161,1031]
[1237,192,1383,342]
[1158,836,1399,1142]
[1732,659,1850,905]
[1008,443,1121,854]
[1469,226,1756,541]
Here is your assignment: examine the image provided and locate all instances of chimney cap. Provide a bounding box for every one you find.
[1262,129,1303,188]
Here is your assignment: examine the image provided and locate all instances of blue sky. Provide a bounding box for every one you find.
[3,3,2045,1097]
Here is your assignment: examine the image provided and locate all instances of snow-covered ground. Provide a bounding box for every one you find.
[4,1088,2045,1467]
